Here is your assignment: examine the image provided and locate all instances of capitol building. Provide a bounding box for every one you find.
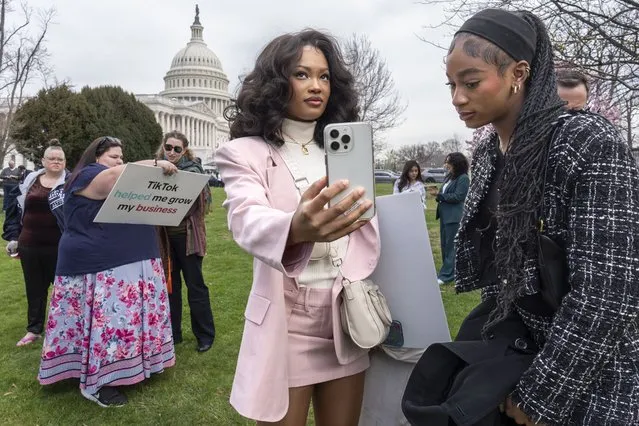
[136,6,231,164]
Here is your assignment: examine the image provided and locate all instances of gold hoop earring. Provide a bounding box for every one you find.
[512,84,520,95]
[525,66,531,77]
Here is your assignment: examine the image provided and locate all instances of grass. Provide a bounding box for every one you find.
[0,185,479,425]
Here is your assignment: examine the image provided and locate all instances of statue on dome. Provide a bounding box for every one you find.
[193,4,201,25]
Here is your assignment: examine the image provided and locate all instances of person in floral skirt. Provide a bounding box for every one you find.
[38,136,178,407]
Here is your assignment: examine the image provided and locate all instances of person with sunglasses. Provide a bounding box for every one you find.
[38,136,178,407]
[156,131,215,353]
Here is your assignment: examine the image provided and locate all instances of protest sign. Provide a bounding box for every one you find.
[94,163,209,226]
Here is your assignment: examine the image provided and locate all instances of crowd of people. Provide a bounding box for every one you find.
[2,7,638,426]
[3,134,214,407]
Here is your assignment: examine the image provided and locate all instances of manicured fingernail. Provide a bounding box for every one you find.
[341,179,349,186]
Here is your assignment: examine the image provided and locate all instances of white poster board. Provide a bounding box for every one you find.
[94,163,209,226]
[360,191,452,426]
[370,191,451,348]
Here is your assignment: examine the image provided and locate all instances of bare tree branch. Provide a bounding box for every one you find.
[0,2,54,165]
[342,33,407,154]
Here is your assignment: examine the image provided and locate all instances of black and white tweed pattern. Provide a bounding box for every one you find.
[456,112,639,425]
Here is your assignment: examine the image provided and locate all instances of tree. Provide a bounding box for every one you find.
[395,141,444,167]
[11,84,162,168]
[419,0,638,145]
[0,0,54,166]
[441,135,464,154]
[80,86,163,163]
[342,34,407,153]
[11,84,97,167]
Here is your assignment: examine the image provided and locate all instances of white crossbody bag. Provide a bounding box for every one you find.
[277,143,392,349]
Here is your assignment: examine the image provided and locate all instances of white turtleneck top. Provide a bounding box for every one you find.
[279,118,349,289]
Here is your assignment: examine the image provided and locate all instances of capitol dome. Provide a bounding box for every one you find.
[159,6,231,117]
[138,5,231,163]
[170,43,223,71]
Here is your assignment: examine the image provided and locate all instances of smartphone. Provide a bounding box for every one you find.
[324,122,376,220]
[383,320,404,348]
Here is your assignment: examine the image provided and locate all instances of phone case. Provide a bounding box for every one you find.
[383,320,404,347]
[324,122,376,220]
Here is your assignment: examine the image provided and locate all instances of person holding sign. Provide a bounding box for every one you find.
[38,136,178,408]
[216,29,380,425]
[156,131,215,353]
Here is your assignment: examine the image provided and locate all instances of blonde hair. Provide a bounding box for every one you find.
[43,139,65,159]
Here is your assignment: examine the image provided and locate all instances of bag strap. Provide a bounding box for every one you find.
[277,143,311,194]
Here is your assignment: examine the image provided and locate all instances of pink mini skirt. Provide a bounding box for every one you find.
[287,286,369,388]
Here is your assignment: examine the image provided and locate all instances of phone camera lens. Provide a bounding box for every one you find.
[341,134,351,143]
[330,141,340,151]
[330,129,340,139]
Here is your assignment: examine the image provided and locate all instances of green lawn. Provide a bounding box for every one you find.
[0,185,479,425]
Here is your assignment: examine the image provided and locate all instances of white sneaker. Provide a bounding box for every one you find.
[437,279,445,286]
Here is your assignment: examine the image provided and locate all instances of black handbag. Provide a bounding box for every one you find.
[537,143,569,311]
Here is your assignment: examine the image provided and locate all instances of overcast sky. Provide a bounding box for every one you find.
[24,0,473,149]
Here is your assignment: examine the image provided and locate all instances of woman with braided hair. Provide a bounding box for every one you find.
[402,8,639,426]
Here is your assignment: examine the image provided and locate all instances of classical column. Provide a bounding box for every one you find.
[196,120,200,147]
[191,118,195,144]
[180,115,185,134]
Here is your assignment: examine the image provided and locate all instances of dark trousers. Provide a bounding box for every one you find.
[438,221,460,283]
[19,245,58,334]
[3,183,17,211]
[168,233,215,345]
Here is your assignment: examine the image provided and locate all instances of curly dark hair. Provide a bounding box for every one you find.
[397,160,423,192]
[223,29,359,147]
[451,10,565,328]
[445,152,469,179]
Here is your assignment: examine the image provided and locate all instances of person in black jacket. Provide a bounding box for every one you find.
[404,8,639,426]
[3,141,68,347]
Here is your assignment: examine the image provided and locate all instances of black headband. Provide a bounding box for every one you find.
[455,9,537,64]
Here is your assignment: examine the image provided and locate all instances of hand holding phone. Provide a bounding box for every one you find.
[287,176,372,246]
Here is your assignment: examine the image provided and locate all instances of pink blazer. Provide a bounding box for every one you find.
[215,136,380,422]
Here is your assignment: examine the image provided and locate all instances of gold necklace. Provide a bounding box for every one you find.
[282,131,313,155]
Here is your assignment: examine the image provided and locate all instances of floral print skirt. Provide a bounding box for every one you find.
[38,258,175,394]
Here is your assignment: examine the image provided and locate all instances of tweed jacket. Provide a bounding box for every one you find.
[455,111,639,425]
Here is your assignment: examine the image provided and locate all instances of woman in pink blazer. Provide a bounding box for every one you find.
[216,29,380,426]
